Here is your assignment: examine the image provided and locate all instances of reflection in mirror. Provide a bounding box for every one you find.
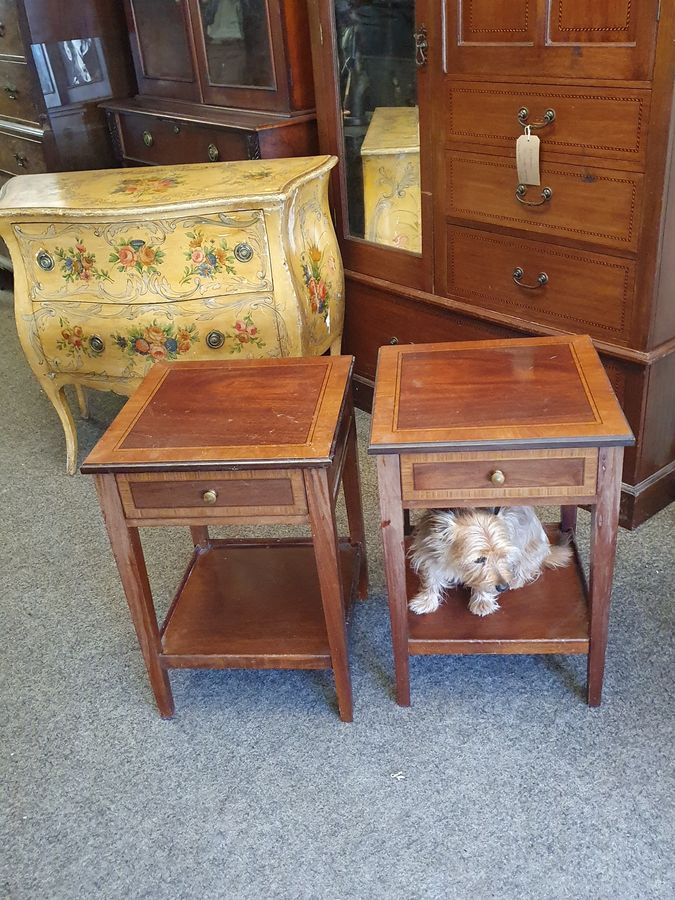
[335,0,421,253]
[200,0,275,89]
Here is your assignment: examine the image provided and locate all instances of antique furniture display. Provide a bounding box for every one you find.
[0,0,134,268]
[82,356,368,722]
[102,0,317,167]
[308,0,675,528]
[370,335,634,706]
[0,155,344,474]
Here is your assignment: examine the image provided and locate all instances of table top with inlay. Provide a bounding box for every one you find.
[369,335,633,454]
[82,356,353,473]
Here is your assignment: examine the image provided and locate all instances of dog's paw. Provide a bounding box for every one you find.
[409,591,441,615]
[468,593,501,617]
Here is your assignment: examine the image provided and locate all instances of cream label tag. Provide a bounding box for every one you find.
[516,132,541,186]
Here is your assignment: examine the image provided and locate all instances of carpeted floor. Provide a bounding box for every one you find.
[1,289,673,900]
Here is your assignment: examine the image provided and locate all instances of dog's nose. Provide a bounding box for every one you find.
[495,582,510,593]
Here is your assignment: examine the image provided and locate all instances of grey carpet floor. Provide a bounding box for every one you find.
[0,289,673,900]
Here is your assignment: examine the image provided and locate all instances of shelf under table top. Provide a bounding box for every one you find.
[160,539,360,670]
[405,532,589,655]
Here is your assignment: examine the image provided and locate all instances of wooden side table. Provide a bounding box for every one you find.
[370,335,634,707]
[82,356,368,722]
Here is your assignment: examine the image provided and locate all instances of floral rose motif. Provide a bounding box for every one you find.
[301,244,331,321]
[55,317,104,358]
[113,320,198,362]
[191,250,206,264]
[180,229,237,284]
[54,240,111,284]
[109,238,164,274]
[224,314,265,354]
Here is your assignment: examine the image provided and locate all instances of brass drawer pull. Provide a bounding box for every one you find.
[4,84,18,100]
[207,143,219,162]
[517,107,556,130]
[89,335,104,354]
[513,267,548,290]
[36,250,54,271]
[206,329,225,349]
[142,130,153,147]
[414,24,428,67]
[14,152,27,168]
[389,337,399,345]
[173,124,181,134]
[202,489,218,505]
[490,469,506,486]
[515,184,553,207]
[234,242,253,263]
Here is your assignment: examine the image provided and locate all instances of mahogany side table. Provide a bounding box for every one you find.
[82,356,368,722]
[370,335,634,707]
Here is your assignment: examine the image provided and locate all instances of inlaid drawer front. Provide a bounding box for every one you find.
[118,470,308,521]
[0,129,46,176]
[446,226,635,345]
[446,83,650,168]
[29,295,285,379]
[401,450,598,504]
[0,59,39,123]
[116,112,252,166]
[14,213,272,304]
[446,153,642,253]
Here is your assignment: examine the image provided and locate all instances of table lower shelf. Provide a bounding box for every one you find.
[405,531,589,655]
[160,539,361,670]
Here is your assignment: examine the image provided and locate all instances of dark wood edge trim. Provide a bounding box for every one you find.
[345,269,675,364]
[369,436,635,456]
[403,494,597,509]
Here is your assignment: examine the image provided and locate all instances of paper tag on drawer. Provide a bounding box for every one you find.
[516,132,541,186]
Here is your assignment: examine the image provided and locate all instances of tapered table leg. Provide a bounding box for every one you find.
[587,447,623,706]
[340,402,368,599]
[305,467,353,722]
[376,453,410,706]
[190,526,210,549]
[561,505,578,534]
[94,474,174,717]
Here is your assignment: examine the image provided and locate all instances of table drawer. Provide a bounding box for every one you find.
[446,83,650,168]
[400,449,598,505]
[116,111,251,165]
[446,153,642,253]
[118,470,308,521]
[14,212,272,302]
[0,58,38,123]
[446,226,635,345]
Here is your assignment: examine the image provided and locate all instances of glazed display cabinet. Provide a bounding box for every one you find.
[307,0,675,528]
[103,0,318,166]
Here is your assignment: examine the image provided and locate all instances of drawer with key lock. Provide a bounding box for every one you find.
[0,58,39,123]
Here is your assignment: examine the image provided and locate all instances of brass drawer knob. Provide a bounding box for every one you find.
[4,84,17,100]
[202,489,218,505]
[14,152,27,168]
[515,184,553,207]
[207,143,219,162]
[517,106,556,129]
[206,329,225,349]
[89,335,104,354]
[490,469,506,486]
[142,130,154,148]
[513,267,548,290]
[234,242,253,262]
[36,250,54,271]
[389,337,399,345]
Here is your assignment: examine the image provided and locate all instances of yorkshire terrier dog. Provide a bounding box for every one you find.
[409,506,572,617]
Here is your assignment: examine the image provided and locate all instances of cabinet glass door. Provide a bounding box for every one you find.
[197,0,275,89]
[335,0,422,254]
[128,0,199,101]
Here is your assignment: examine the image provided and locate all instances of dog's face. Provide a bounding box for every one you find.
[445,510,519,594]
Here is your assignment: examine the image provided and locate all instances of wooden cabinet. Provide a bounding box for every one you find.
[103,0,317,167]
[0,1,135,267]
[308,0,675,528]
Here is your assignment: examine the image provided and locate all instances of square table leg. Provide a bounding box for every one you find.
[376,453,410,707]
[340,400,369,599]
[304,467,353,722]
[587,446,624,706]
[190,526,210,549]
[94,474,174,718]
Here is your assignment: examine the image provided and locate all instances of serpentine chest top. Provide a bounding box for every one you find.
[0,156,342,474]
